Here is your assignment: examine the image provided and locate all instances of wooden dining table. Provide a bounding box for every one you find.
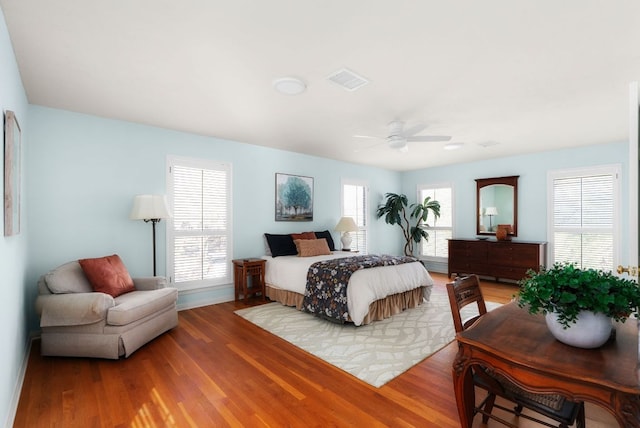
[452,302,640,427]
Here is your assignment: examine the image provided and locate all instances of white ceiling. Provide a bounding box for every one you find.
[2,0,640,171]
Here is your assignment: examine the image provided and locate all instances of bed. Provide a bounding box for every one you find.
[262,250,434,326]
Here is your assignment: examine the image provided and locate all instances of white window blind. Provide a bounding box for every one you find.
[550,167,619,271]
[419,184,453,259]
[168,157,232,289]
[342,181,368,253]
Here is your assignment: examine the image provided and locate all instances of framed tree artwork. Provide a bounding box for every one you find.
[275,173,313,221]
[4,110,21,236]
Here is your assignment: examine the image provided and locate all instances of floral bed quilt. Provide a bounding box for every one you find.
[301,254,418,323]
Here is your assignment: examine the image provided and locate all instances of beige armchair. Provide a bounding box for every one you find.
[35,260,178,359]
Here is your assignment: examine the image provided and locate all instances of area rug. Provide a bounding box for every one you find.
[235,287,501,388]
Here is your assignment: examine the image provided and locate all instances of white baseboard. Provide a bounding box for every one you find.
[4,332,37,428]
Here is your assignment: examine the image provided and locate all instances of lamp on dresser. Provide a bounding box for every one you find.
[334,216,359,251]
[130,194,172,276]
[484,206,498,232]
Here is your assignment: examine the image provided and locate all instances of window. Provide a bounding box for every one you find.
[167,156,232,289]
[418,184,453,259]
[341,180,368,253]
[548,165,620,271]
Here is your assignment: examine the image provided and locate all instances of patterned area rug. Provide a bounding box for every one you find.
[235,287,501,388]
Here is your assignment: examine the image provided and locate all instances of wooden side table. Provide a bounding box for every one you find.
[232,258,266,303]
[453,302,640,427]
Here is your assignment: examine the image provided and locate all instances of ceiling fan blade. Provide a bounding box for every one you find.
[401,122,427,137]
[353,134,382,139]
[406,135,452,142]
[353,140,386,152]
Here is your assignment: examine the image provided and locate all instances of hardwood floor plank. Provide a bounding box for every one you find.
[14,273,618,427]
[226,342,307,401]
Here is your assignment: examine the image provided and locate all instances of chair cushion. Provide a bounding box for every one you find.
[79,254,135,297]
[44,261,93,294]
[107,288,178,326]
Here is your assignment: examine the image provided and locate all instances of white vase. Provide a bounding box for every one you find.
[545,311,613,349]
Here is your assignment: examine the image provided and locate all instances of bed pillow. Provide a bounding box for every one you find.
[314,230,336,251]
[264,235,272,256]
[295,238,331,257]
[290,231,316,240]
[78,254,135,297]
[264,233,298,257]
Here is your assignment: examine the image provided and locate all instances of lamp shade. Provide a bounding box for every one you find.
[334,216,358,232]
[484,206,498,216]
[130,195,171,220]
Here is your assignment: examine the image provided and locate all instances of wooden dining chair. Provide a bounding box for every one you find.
[446,275,586,428]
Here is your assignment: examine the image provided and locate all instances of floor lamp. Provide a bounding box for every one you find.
[130,195,171,276]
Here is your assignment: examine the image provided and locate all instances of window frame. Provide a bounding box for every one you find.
[166,155,233,291]
[417,182,454,261]
[341,179,369,254]
[546,164,621,271]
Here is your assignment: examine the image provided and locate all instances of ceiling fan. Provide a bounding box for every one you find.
[354,120,452,152]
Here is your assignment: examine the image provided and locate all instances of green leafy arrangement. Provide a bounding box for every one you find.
[376,193,440,256]
[517,262,640,328]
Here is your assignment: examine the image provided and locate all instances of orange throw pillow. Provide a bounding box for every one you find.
[294,238,331,257]
[290,231,316,241]
[78,254,135,297]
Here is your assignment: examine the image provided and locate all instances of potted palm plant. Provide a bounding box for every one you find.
[517,262,640,348]
[376,193,440,257]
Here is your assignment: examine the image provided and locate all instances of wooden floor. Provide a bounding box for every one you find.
[14,273,618,427]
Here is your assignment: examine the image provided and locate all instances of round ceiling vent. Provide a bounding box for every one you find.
[272,77,307,95]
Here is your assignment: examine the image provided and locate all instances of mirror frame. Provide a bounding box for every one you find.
[475,175,519,237]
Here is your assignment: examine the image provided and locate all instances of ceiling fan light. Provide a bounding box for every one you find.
[387,136,406,149]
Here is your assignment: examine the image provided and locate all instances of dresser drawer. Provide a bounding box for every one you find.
[449,240,488,262]
[448,239,546,282]
[489,244,540,267]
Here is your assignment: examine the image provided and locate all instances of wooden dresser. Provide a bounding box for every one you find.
[448,239,546,282]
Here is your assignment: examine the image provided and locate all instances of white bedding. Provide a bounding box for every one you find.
[262,252,434,325]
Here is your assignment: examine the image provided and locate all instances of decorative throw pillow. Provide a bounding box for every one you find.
[264,233,298,257]
[78,254,135,297]
[314,230,336,251]
[295,238,331,257]
[290,231,316,241]
[45,261,93,294]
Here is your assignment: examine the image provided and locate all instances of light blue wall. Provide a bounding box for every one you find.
[1,3,632,424]
[0,7,30,428]
[402,142,629,266]
[26,106,403,315]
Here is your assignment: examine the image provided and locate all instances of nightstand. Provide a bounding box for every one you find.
[232,258,266,303]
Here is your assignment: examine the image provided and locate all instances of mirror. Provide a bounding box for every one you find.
[476,175,518,237]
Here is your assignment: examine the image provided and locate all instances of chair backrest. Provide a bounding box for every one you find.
[446,274,487,333]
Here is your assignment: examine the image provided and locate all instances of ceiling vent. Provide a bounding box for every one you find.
[327,68,369,91]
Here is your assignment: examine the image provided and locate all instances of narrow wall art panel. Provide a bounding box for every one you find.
[4,110,21,236]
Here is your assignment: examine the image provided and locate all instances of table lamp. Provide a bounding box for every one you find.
[334,216,359,251]
[484,206,498,232]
